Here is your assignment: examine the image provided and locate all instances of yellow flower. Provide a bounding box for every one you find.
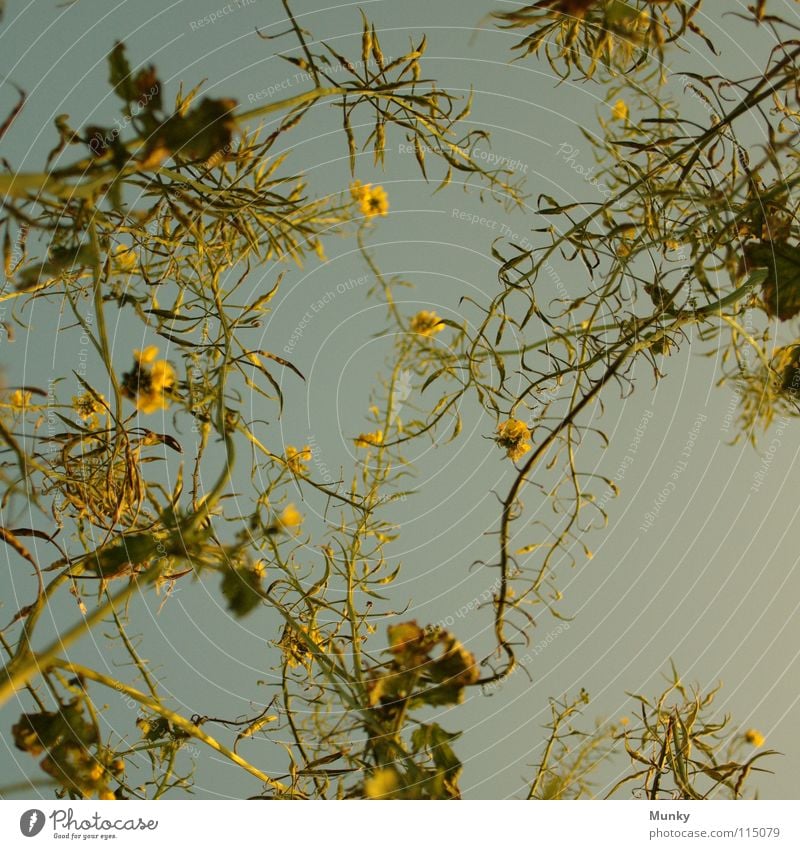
[744,728,765,747]
[9,389,32,411]
[350,180,389,218]
[278,503,303,530]
[277,622,319,670]
[285,444,312,474]
[112,244,137,273]
[350,180,365,200]
[134,345,159,365]
[611,99,629,122]
[123,347,175,414]
[496,418,532,462]
[409,310,444,337]
[617,226,637,259]
[72,391,106,427]
[354,430,383,448]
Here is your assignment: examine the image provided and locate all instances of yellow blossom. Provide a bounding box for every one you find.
[150,361,174,393]
[285,444,312,474]
[350,180,389,218]
[496,418,532,462]
[611,99,629,122]
[9,389,32,411]
[112,244,137,272]
[744,728,765,747]
[278,503,304,530]
[354,430,383,448]
[72,392,106,427]
[409,310,444,336]
[134,345,159,365]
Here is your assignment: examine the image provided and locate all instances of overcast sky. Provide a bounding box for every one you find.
[1,0,798,800]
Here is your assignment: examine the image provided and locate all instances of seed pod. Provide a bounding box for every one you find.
[374,120,386,166]
[773,343,800,396]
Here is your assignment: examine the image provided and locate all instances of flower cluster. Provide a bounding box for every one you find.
[9,389,32,412]
[611,99,628,122]
[111,244,138,273]
[409,310,444,336]
[12,704,122,799]
[121,346,175,414]
[495,418,532,462]
[277,622,320,671]
[277,503,303,531]
[72,391,106,428]
[350,180,389,218]
[354,430,383,448]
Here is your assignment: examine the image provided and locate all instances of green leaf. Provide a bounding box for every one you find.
[108,42,136,103]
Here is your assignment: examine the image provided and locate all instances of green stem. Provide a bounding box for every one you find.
[0,563,160,707]
[50,660,292,795]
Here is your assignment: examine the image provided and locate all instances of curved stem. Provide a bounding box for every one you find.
[50,660,292,795]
